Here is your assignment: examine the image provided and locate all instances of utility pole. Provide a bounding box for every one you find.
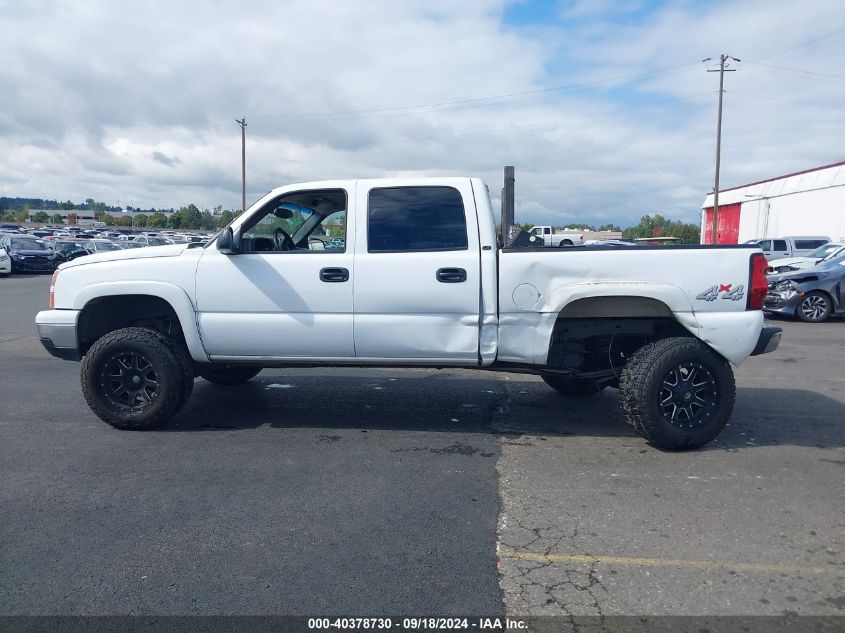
[235,117,247,214]
[703,54,739,244]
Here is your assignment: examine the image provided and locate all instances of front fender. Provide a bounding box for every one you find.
[73,281,208,362]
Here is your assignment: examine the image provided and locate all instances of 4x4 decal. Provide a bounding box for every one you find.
[696,284,745,302]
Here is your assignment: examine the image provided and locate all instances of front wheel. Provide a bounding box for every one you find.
[619,337,735,450]
[542,374,605,395]
[796,291,831,323]
[198,365,262,385]
[81,327,184,430]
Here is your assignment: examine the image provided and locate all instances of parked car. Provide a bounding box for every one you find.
[767,242,845,274]
[0,234,57,273]
[36,176,779,450]
[116,241,146,249]
[0,246,10,276]
[82,239,122,253]
[49,240,92,264]
[132,235,174,246]
[744,236,830,260]
[0,223,25,233]
[764,253,845,322]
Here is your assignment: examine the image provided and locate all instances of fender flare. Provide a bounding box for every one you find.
[73,281,208,362]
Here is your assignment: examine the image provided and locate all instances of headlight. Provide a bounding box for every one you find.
[775,280,797,291]
[11,253,23,260]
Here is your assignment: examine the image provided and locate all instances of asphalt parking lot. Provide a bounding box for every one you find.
[1,274,843,618]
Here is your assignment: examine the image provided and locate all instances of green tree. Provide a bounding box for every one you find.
[148,212,167,228]
[200,210,215,230]
[134,214,148,228]
[1,210,16,222]
[622,214,700,244]
[60,201,75,210]
[218,210,235,227]
[50,213,65,224]
[32,211,50,223]
[597,223,621,232]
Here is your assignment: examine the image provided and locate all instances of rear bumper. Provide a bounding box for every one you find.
[35,309,81,361]
[750,325,782,356]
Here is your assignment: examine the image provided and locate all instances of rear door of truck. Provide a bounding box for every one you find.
[352,179,482,363]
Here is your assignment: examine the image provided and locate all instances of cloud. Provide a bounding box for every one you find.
[152,151,181,167]
[1,0,843,226]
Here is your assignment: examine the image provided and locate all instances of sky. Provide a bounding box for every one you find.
[1,0,843,227]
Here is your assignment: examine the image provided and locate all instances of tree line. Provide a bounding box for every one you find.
[516,214,700,244]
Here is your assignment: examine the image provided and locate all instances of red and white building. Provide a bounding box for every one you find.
[700,160,845,244]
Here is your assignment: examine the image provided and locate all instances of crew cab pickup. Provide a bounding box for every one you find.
[36,177,780,450]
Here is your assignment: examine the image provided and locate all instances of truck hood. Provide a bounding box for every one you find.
[58,244,190,269]
[767,256,815,269]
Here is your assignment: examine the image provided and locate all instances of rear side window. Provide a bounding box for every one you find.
[773,240,787,251]
[795,239,826,249]
[368,186,468,252]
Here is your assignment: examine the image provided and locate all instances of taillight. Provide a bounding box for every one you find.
[747,253,768,310]
[49,270,59,308]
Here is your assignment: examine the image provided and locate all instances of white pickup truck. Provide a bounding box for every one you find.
[36,177,780,450]
[529,225,585,247]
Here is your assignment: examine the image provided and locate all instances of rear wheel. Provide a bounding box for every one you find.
[198,365,262,385]
[796,291,831,323]
[81,327,184,430]
[542,374,605,395]
[559,239,573,247]
[619,337,735,450]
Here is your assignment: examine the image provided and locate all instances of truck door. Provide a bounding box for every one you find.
[353,181,482,363]
[194,186,356,359]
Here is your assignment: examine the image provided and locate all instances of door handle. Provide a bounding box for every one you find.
[436,267,467,283]
[320,267,349,282]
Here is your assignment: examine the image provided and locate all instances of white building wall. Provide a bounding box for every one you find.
[702,162,845,243]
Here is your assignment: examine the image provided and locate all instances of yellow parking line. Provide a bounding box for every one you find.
[498,546,839,575]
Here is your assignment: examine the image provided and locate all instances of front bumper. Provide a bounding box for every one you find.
[750,324,782,356]
[35,309,81,361]
[0,258,10,274]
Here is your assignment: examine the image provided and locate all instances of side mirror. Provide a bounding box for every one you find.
[217,227,240,255]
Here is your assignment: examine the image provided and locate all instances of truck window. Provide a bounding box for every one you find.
[772,240,787,251]
[241,189,347,253]
[367,186,468,252]
[794,239,826,249]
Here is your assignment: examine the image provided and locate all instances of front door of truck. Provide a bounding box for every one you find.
[352,181,482,363]
[194,186,355,359]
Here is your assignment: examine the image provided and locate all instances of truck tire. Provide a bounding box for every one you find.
[198,365,262,385]
[158,334,194,413]
[619,337,735,451]
[796,291,832,323]
[559,239,573,247]
[542,374,605,395]
[81,327,184,430]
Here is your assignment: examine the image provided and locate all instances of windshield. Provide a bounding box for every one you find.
[148,237,171,246]
[808,243,841,258]
[95,242,121,251]
[10,237,49,251]
[813,253,845,271]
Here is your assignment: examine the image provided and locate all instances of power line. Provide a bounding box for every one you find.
[754,24,845,62]
[730,90,845,110]
[247,63,700,121]
[743,60,845,82]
